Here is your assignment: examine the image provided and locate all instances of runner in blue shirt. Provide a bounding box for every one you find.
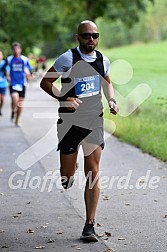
[7,42,32,126]
[0,51,9,116]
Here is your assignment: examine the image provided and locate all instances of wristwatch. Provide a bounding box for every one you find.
[109,98,117,104]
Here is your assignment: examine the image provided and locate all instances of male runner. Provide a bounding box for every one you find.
[7,42,32,126]
[40,20,118,242]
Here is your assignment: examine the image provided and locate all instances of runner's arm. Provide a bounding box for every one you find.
[102,75,119,115]
[5,58,11,83]
[25,66,33,82]
[40,66,61,99]
[40,66,82,110]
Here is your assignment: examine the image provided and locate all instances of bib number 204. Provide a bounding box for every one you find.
[81,82,94,92]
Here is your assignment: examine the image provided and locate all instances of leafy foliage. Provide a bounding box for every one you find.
[0,0,154,55]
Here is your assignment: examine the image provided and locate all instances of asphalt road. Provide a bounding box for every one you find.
[0,78,167,252]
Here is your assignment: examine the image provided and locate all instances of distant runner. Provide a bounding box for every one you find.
[7,42,32,126]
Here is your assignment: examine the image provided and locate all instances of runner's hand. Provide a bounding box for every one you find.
[65,97,82,111]
[109,100,119,115]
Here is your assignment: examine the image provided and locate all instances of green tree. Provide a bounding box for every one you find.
[0,0,154,55]
[0,0,61,52]
[145,0,167,40]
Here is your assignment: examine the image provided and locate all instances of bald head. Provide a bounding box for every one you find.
[77,20,98,34]
[76,20,99,54]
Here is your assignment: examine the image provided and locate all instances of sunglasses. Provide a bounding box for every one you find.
[79,33,99,39]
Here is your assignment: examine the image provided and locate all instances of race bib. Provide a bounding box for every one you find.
[74,75,100,98]
[12,84,23,91]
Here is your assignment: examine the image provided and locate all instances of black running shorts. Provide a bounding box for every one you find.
[10,85,26,98]
[57,117,104,154]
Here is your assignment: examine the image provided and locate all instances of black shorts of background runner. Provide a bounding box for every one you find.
[9,86,26,98]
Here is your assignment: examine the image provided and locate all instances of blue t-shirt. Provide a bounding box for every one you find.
[7,55,32,87]
[0,60,9,88]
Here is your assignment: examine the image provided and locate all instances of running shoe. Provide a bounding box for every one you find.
[15,118,21,127]
[80,223,98,242]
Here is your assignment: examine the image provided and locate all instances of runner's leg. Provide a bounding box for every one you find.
[15,97,23,125]
[82,143,101,224]
[11,92,19,121]
[0,94,4,114]
[60,151,78,188]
